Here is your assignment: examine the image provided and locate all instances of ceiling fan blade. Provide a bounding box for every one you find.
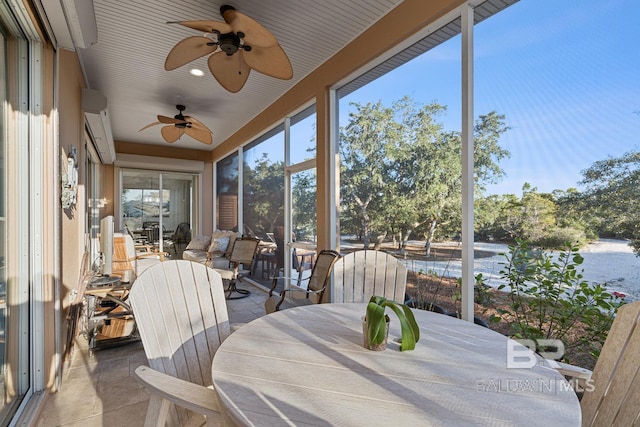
[139,122,161,132]
[208,50,251,93]
[221,9,277,48]
[169,20,232,34]
[157,115,185,125]
[184,116,213,133]
[185,126,213,145]
[165,36,218,71]
[243,44,293,80]
[161,125,184,143]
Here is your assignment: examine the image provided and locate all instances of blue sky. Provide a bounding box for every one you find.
[340,0,640,196]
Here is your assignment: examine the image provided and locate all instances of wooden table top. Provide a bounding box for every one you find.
[212,303,581,426]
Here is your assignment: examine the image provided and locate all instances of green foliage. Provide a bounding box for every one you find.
[366,296,420,351]
[476,148,640,254]
[579,150,640,255]
[536,226,588,249]
[243,154,284,235]
[340,96,510,248]
[291,170,316,240]
[518,188,557,242]
[475,187,591,250]
[494,240,625,360]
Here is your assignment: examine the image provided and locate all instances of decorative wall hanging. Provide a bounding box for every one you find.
[61,145,78,209]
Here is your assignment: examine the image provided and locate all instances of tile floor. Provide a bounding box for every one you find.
[36,280,269,427]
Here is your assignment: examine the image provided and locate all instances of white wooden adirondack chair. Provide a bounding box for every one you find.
[129,260,230,427]
[332,250,407,303]
[553,300,640,426]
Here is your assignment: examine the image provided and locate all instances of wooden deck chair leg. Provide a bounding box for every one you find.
[143,394,171,427]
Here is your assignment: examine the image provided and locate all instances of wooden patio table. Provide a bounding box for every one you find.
[211,303,581,426]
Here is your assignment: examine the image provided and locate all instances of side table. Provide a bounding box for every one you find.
[84,275,138,350]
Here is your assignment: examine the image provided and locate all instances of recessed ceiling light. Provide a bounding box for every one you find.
[190,68,204,77]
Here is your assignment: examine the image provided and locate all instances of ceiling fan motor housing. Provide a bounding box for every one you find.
[219,33,241,55]
[174,104,188,127]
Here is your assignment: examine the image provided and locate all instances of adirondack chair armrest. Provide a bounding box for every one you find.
[135,251,165,261]
[545,359,592,392]
[134,243,155,252]
[134,365,223,422]
[546,360,592,380]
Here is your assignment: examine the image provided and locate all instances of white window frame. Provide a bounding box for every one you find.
[0,0,49,422]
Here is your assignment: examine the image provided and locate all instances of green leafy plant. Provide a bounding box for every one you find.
[365,296,420,351]
[496,239,625,362]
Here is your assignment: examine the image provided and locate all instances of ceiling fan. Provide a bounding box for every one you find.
[165,5,293,93]
[139,105,213,145]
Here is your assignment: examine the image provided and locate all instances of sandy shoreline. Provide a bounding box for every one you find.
[400,239,640,302]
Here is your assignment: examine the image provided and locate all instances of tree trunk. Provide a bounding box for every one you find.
[355,195,372,249]
[374,231,387,250]
[363,225,370,249]
[425,218,438,257]
[401,233,410,250]
[361,214,371,249]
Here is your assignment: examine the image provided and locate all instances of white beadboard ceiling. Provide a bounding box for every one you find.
[60,0,515,152]
[75,0,404,151]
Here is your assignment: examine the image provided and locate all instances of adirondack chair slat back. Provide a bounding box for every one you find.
[130,260,230,425]
[581,300,640,426]
[332,250,407,303]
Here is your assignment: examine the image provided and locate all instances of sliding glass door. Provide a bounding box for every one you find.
[0,7,45,421]
[120,169,196,253]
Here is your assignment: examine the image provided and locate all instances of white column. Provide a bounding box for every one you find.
[461,4,475,322]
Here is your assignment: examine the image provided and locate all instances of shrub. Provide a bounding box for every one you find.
[535,226,588,249]
[494,239,625,362]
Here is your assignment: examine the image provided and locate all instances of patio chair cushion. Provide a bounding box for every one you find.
[182,231,239,267]
[183,251,231,270]
[182,250,208,264]
[208,230,235,256]
[209,236,230,254]
[185,234,211,251]
[208,231,239,257]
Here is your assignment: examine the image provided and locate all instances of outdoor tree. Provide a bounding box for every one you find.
[579,150,640,255]
[243,154,285,235]
[475,194,517,241]
[518,185,557,243]
[291,170,317,241]
[340,100,398,248]
[340,96,510,253]
[476,186,590,248]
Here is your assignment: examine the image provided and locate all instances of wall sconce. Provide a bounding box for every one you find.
[62,145,78,209]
